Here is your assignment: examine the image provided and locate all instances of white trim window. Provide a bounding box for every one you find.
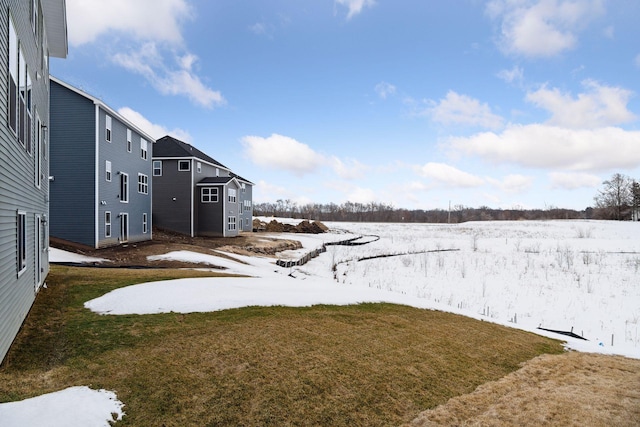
[244,199,252,212]
[126,129,132,152]
[140,138,148,160]
[178,160,190,171]
[18,49,26,147]
[120,172,129,203]
[228,216,236,231]
[105,211,111,237]
[201,187,218,203]
[142,213,148,234]
[241,182,246,193]
[153,160,162,176]
[105,160,112,182]
[228,188,237,203]
[17,211,27,275]
[137,173,148,194]
[8,15,19,135]
[105,115,112,142]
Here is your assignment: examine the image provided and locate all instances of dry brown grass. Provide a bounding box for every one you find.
[0,267,567,426]
[406,351,640,427]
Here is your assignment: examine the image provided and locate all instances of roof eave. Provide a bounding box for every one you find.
[42,0,68,58]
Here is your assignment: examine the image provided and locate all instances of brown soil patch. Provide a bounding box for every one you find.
[405,351,640,427]
[50,228,302,269]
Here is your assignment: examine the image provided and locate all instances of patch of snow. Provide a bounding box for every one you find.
[49,248,108,264]
[0,386,124,427]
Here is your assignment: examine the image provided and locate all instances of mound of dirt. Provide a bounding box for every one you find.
[253,219,327,234]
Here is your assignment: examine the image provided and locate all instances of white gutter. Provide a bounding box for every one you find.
[94,104,100,248]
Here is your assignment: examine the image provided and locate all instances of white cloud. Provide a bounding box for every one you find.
[526,80,636,128]
[497,65,524,85]
[375,82,397,99]
[253,180,289,203]
[67,0,191,46]
[487,174,534,193]
[67,0,223,108]
[117,107,192,142]
[331,157,369,180]
[345,187,378,204]
[449,124,640,172]
[241,134,325,176]
[113,43,225,108]
[486,0,605,57]
[548,172,602,189]
[335,0,375,19]
[424,91,504,130]
[419,162,485,188]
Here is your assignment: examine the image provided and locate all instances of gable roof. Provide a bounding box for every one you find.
[230,172,254,186]
[50,77,156,143]
[197,177,235,185]
[154,135,229,170]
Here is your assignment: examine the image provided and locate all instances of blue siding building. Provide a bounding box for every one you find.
[49,77,154,248]
[0,0,67,365]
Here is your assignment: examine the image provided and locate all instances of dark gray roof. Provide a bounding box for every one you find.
[154,135,229,169]
[230,172,254,186]
[197,177,235,185]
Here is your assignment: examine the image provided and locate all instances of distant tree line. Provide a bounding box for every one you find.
[253,173,640,223]
[253,200,584,223]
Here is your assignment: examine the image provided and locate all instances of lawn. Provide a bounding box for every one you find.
[0,266,564,426]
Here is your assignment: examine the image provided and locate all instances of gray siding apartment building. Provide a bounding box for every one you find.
[153,135,253,237]
[0,0,67,364]
[49,77,154,248]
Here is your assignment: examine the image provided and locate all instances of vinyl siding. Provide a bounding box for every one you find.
[49,80,96,247]
[0,0,61,364]
[96,107,152,247]
[152,159,194,236]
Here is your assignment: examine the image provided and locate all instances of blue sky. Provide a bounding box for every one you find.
[51,0,640,211]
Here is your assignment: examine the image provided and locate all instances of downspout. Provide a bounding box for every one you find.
[223,183,227,237]
[94,104,100,248]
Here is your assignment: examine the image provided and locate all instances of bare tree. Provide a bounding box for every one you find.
[594,173,632,220]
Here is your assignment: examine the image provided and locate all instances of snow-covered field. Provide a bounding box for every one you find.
[3,219,639,425]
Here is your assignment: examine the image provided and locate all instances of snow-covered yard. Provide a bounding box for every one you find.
[3,219,639,426]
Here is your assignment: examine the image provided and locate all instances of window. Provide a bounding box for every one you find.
[178,160,190,171]
[197,162,201,173]
[17,211,26,274]
[8,16,18,135]
[18,50,26,147]
[153,160,162,176]
[120,172,129,202]
[35,114,41,188]
[105,115,112,142]
[228,188,237,203]
[126,129,132,152]
[137,173,148,194]
[25,65,32,155]
[201,187,218,203]
[228,216,236,231]
[105,211,111,237]
[31,0,39,39]
[241,182,246,193]
[105,160,112,182]
[244,200,252,212]
[142,213,148,234]
[140,138,148,160]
